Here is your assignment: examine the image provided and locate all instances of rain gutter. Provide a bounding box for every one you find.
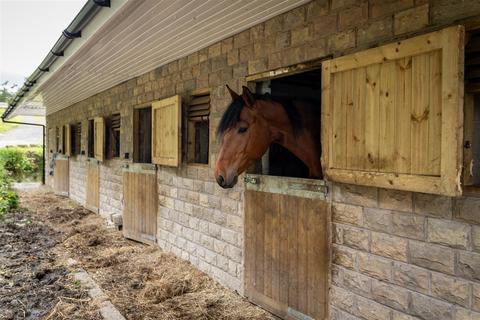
[1,0,111,120]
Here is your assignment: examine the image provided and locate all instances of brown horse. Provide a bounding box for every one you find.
[215,85,322,188]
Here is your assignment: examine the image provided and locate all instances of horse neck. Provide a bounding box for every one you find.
[258,101,322,178]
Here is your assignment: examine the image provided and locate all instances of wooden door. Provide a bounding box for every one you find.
[86,160,100,213]
[122,165,157,244]
[53,156,69,196]
[244,174,329,320]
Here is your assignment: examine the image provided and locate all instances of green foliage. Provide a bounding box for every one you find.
[0,146,43,182]
[0,166,18,217]
[0,88,13,103]
[0,148,25,180]
[0,145,42,217]
[0,189,19,216]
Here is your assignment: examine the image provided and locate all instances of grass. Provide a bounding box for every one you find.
[0,116,22,133]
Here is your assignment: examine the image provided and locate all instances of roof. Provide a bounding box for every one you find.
[3,0,310,120]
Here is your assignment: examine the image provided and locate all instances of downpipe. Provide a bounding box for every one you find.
[1,118,46,185]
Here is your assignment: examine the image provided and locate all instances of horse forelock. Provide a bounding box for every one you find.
[216,94,303,138]
[216,96,245,138]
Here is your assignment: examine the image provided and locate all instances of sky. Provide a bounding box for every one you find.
[0,0,85,91]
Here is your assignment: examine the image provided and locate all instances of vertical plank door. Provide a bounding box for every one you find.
[122,165,157,244]
[53,156,69,196]
[85,160,100,213]
[244,175,329,320]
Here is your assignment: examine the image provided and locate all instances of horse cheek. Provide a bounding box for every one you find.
[233,137,251,175]
[252,126,271,158]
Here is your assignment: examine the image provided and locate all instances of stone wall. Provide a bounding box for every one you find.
[68,156,87,205]
[45,0,480,318]
[156,165,244,291]
[99,159,123,220]
[331,183,480,320]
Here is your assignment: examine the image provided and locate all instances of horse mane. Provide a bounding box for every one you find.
[216,93,303,137]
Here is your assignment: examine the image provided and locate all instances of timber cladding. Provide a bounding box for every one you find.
[122,167,158,244]
[322,26,464,196]
[44,1,480,319]
[53,158,69,196]
[244,176,329,319]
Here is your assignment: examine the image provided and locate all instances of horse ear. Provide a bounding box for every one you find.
[242,86,255,107]
[226,84,240,100]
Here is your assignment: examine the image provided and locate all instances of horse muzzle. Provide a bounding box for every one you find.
[216,174,238,189]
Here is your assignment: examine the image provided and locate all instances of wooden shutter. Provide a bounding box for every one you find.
[94,117,105,161]
[152,95,181,166]
[188,93,210,121]
[322,25,464,196]
[65,124,71,156]
[111,114,121,130]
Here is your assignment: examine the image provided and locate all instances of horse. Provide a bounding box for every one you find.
[214,85,322,189]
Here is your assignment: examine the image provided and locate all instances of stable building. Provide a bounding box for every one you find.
[4,0,480,319]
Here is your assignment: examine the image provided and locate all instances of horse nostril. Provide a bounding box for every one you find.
[217,175,225,186]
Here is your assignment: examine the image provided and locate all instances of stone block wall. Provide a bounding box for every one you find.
[69,157,87,205]
[99,160,123,220]
[44,0,480,316]
[156,165,244,291]
[331,183,480,320]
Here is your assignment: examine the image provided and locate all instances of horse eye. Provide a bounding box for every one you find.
[238,127,248,134]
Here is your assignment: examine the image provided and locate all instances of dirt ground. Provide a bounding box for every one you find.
[0,187,274,320]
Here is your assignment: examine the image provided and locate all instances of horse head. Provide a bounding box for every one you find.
[215,85,273,188]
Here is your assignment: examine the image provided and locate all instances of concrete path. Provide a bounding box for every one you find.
[13,182,42,190]
[0,116,43,147]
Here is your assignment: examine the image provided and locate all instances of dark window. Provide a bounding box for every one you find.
[106,114,121,159]
[56,127,61,153]
[134,107,152,163]
[70,123,82,155]
[253,69,321,179]
[75,122,82,155]
[61,125,66,154]
[464,32,480,191]
[187,92,210,164]
[70,125,75,155]
[88,119,95,158]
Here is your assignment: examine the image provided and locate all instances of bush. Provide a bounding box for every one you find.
[0,189,18,215]
[0,166,18,217]
[0,146,43,182]
[0,145,41,217]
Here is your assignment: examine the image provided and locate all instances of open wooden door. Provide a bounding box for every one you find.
[53,155,69,196]
[85,160,100,213]
[122,165,157,244]
[244,174,329,320]
[321,26,464,196]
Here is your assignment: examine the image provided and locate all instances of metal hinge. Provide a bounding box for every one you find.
[244,176,258,185]
[321,184,328,195]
